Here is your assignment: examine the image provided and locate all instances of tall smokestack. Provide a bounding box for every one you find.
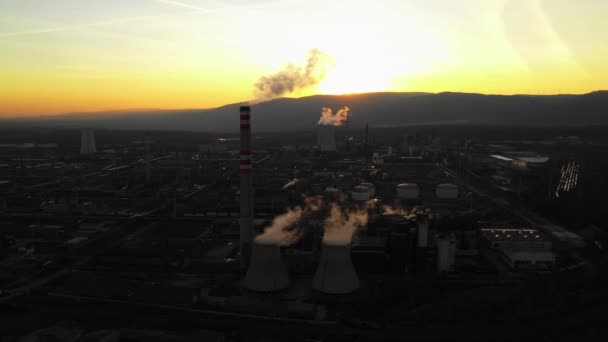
[239,106,254,267]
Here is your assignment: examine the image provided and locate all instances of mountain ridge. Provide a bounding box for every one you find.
[2,91,607,132]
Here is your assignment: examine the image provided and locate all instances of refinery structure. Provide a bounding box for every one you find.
[0,104,606,341]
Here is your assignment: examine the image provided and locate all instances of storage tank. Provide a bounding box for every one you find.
[360,182,375,197]
[351,186,371,202]
[436,233,456,272]
[435,183,459,199]
[317,125,336,151]
[416,213,430,248]
[313,242,359,294]
[397,183,419,199]
[243,241,289,292]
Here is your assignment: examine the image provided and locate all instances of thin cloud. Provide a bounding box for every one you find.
[155,0,216,13]
[0,16,153,38]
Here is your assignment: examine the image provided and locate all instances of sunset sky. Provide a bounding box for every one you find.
[1,0,607,116]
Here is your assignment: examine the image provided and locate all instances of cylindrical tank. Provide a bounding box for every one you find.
[351,186,371,202]
[435,183,459,199]
[397,183,419,199]
[360,182,375,197]
[436,235,451,272]
[243,241,289,292]
[417,214,429,248]
[436,233,456,273]
[313,242,359,294]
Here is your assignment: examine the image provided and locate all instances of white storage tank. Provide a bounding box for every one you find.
[435,183,459,199]
[351,186,371,202]
[360,182,375,197]
[397,183,419,199]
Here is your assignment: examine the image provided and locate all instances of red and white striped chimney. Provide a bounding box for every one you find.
[239,105,254,267]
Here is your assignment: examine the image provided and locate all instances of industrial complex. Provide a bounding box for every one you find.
[1,105,607,341]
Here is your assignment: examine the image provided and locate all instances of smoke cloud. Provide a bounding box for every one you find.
[282,178,300,190]
[318,106,351,126]
[254,195,323,246]
[382,205,430,220]
[254,48,331,102]
[322,204,369,246]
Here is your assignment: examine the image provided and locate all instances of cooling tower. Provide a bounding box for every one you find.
[435,183,459,199]
[239,106,254,267]
[243,241,289,292]
[397,183,419,199]
[313,242,359,294]
[317,125,336,151]
[80,128,97,154]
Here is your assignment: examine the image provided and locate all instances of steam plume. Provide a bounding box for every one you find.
[382,205,430,220]
[254,195,323,246]
[318,106,351,126]
[282,178,300,190]
[254,48,331,102]
[322,204,369,245]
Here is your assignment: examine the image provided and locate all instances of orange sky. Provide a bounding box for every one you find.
[1,0,607,116]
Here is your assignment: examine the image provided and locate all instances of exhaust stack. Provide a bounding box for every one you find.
[239,106,254,267]
[313,242,359,294]
[243,241,289,291]
[80,128,97,154]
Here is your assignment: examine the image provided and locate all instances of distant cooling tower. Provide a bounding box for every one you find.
[317,125,336,151]
[243,241,289,292]
[313,242,359,294]
[80,128,96,154]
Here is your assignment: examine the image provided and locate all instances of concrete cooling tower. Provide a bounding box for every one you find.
[80,128,97,154]
[313,242,359,294]
[317,125,336,151]
[243,241,289,292]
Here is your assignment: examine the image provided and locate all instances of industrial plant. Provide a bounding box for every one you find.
[1,104,607,341]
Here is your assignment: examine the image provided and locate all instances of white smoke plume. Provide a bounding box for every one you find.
[254,48,331,102]
[254,195,323,246]
[318,106,351,126]
[282,178,300,190]
[322,204,369,246]
[382,205,430,220]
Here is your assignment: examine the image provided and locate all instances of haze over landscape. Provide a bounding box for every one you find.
[1,0,607,118]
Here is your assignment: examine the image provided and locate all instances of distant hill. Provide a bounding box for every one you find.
[3,91,607,132]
